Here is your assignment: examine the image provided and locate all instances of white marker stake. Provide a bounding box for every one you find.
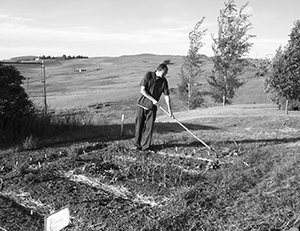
[120,114,125,136]
[44,206,70,231]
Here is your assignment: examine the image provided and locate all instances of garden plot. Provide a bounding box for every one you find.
[2,111,300,230]
[0,137,235,229]
[0,141,219,230]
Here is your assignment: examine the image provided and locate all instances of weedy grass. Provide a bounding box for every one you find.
[1,105,300,230]
[0,108,127,150]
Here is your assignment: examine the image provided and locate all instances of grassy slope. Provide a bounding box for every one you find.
[44,54,182,110]
[42,54,269,111]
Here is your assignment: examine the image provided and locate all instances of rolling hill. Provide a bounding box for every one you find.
[10,54,269,111]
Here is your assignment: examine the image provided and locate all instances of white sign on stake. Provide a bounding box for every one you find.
[44,206,70,231]
[120,114,125,136]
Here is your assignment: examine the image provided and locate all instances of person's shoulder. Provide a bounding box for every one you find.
[145,71,155,78]
[162,76,168,82]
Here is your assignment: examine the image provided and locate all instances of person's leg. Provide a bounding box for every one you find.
[141,109,157,151]
[134,106,145,149]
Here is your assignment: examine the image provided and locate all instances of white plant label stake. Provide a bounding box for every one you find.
[120,114,125,136]
[44,206,70,231]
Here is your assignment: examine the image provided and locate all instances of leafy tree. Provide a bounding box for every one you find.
[0,64,34,130]
[284,20,300,99]
[208,0,255,106]
[263,47,286,106]
[177,17,207,110]
[264,20,300,112]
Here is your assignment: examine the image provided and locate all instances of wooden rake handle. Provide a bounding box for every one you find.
[158,105,214,151]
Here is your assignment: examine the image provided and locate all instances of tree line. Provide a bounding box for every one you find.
[177,0,255,109]
[177,0,300,112]
[39,54,89,60]
[263,20,300,113]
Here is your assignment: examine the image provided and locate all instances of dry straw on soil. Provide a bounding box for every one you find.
[0,190,54,216]
[61,170,158,207]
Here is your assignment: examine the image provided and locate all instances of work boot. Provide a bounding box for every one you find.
[143,148,156,154]
[131,145,141,152]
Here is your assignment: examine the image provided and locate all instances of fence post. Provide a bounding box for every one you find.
[41,61,47,114]
[120,114,125,136]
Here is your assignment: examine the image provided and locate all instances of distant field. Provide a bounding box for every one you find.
[44,54,182,110]
[40,54,269,110]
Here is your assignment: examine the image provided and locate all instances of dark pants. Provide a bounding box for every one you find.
[135,106,157,150]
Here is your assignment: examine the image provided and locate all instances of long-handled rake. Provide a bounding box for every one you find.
[157,105,250,168]
[137,104,248,169]
[158,105,215,152]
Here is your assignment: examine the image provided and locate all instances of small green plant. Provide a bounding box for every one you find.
[22,135,38,150]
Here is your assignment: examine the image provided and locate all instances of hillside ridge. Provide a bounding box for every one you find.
[4,53,268,110]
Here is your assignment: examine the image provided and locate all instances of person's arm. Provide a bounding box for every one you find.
[164,95,174,118]
[140,86,158,105]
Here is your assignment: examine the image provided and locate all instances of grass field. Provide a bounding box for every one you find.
[44,54,185,110]
[2,54,300,230]
[40,54,269,111]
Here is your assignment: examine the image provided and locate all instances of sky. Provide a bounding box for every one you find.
[0,0,299,60]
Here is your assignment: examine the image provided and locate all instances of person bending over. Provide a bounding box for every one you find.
[134,63,174,152]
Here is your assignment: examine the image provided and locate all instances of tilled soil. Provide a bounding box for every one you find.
[0,140,218,231]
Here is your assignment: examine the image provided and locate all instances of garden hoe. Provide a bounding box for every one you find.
[158,105,215,152]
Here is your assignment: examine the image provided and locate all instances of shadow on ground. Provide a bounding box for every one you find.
[0,121,219,150]
[154,122,218,134]
[149,141,213,151]
[229,137,300,146]
[103,122,218,141]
